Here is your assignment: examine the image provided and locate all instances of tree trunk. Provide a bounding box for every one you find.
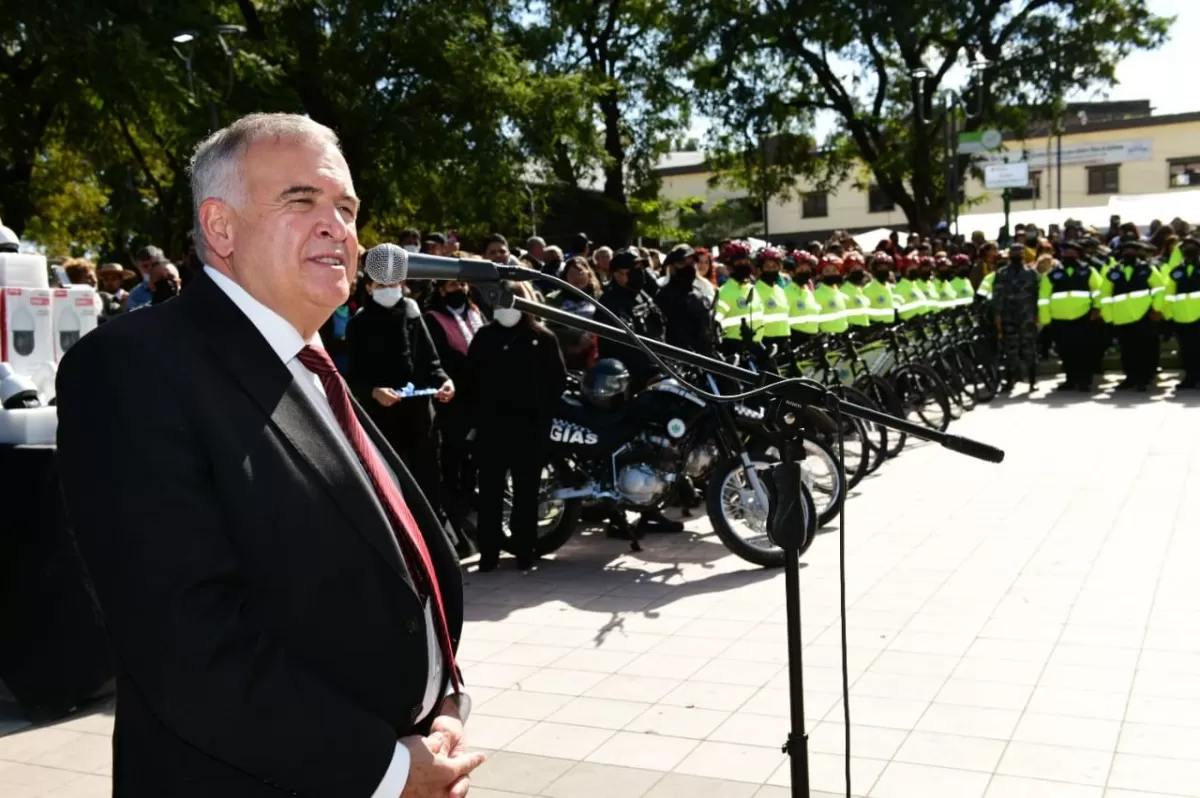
[598,88,626,207]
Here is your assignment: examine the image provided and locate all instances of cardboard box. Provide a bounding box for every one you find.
[1,286,55,376]
[0,253,49,289]
[53,286,99,359]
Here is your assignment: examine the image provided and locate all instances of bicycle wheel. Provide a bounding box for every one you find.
[836,384,889,474]
[890,363,951,433]
[854,374,908,458]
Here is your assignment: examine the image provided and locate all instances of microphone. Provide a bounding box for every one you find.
[364,243,541,285]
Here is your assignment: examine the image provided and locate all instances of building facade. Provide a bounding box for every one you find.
[655,102,1200,243]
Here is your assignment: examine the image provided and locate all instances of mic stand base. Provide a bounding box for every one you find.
[777,439,811,798]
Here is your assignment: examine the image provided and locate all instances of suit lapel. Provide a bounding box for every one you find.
[177,272,412,585]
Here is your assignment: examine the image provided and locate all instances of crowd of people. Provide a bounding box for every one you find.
[51,214,1199,570]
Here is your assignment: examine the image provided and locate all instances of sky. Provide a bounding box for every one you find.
[687,0,1197,147]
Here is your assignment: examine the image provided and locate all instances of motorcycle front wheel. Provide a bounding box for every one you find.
[705,456,817,568]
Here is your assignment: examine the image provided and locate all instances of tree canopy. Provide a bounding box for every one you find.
[0,0,1175,257]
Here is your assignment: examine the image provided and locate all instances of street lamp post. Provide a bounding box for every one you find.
[171,24,245,132]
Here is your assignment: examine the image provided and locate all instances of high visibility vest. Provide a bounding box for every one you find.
[1164,262,1200,325]
[934,279,959,309]
[753,280,791,338]
[715,279,764,341]
[1038,264,1100,324]
[1098,259,1165,325]
[785,280,821,334]
[949,276,974,306]
[892,279,928,321]
[839,282,871,327]
[976,271,996,301]
[862,279,896,325]
[812,282,849,333]
[922,279,944,313]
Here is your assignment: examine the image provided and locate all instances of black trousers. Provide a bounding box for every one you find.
[1052,317,1094,387]
[1092,319,1111,375]
[1177,321,1200,381]
[368,397,445,518]
[1115,317,1159,384]
[475,423,550,562]
[436,401,475,513]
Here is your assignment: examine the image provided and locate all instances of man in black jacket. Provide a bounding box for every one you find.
[599,249,665,392]
[655,244,714,355]
[55,113,482,798]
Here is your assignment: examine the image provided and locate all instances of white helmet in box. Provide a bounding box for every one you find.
[0,221,18,253]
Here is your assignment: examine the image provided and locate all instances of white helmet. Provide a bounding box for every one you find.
[0,220,18,252]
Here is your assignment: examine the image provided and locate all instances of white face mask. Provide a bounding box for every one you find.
[372,286,404,308]
[493,307,522,328]
[402,244,419,253]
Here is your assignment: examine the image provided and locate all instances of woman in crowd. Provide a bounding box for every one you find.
[425,279,488,529]
[345,275,461,547]
[546,257,601,370]
[466,281,567,571]
[692,247,717,306]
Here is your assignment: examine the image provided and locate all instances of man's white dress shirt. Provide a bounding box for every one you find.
[205,266,451,797]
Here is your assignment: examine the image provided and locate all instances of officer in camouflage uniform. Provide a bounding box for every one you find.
[992,242,1041,391]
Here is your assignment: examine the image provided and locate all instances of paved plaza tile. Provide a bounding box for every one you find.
[4,376,1200,796]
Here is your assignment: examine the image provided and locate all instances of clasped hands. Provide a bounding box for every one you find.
[398,698,484,797]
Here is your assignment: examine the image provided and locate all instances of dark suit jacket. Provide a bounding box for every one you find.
[55,271,464,798]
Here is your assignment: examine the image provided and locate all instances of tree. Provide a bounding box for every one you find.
[685,0,1172,234]
[513,0,692,243]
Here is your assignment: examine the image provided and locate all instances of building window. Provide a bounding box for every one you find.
[1087,164,1120,195]
[868,185,894,213]
[1009,170,1042,202]
[802,191,828,218]
[1169,157,1200,188]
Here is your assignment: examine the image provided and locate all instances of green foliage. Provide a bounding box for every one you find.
[676,197,764,245]
[683,0,1173,233]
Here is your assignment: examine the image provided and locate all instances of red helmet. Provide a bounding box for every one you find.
[919,255,936,268]
[820,254,844,273]
[720,240,751,260]
[935,255,951,267]
[844,251,866,268]
[951,253,971,266]
[757,246,782,262]
[792,250,817,266]
[871,252,894,267]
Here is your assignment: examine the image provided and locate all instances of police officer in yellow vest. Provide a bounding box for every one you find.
[714,240,763,353]
[949,254,975,308]
[1038,240,1101,392]
[840,251,872,327]
[754,247,792,347]
[785,250,822,339]
[892,255,929,322]
[1099,237,1166,391]
[863,252,897,325]
[1164,236,1200,389]
[813,254,850,333]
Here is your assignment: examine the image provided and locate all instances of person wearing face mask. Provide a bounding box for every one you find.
[752,248,792,345]
[839,251,872,328]
[1099,238,1165,391]
[949,254,975,308]
[784,250,822,338]
[425,279,488,525]
[599,249,666,391]
[861,252,897,325]
[655,244,716,355]
[916,256,943,314]
[892,256,929,322]
[148,261,182,306]
[1037,241,1102,392]
[1163,236,1200,389]
[346,277,460,551]
[992,242,1042,392]
[813,254,850,333]
[714,240,764,353]
[465,282,567,571]
[933,255,958,309]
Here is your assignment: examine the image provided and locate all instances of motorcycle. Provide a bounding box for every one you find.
[500,371,841,568]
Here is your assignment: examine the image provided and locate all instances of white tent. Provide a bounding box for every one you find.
[851,227,897,249]
[1106,190,1200,226]
[956,188,1200,237]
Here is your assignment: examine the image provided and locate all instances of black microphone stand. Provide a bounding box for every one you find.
[483,285,1004,798]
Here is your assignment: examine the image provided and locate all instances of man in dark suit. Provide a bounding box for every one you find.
[55,113,483,797]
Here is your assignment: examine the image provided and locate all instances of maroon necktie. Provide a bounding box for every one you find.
[296,345,460,692]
